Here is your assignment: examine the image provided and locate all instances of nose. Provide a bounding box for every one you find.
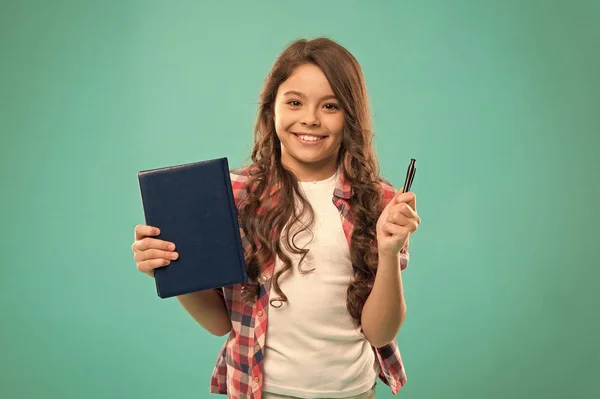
[300,107,320,127]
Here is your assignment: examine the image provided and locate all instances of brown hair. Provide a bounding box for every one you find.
[238,37,385,326]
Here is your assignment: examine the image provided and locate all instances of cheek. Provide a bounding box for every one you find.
[273,105,291,134]
[327,114,345,139]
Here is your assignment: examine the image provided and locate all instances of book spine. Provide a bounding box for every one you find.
[221,158,249,282]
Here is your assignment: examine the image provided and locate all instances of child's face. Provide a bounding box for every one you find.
[273,63,344,180]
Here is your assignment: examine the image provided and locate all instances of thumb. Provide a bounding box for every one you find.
[393,188,404,203]
[383,188,403,212]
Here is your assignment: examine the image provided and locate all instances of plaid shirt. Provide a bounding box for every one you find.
[210,165,409,398]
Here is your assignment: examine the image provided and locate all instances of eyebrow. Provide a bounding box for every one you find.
[283,90,338,101]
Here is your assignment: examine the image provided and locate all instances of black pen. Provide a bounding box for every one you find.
[402,159,416,193]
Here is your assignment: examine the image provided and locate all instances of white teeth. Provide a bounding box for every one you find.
[298,134,323,142]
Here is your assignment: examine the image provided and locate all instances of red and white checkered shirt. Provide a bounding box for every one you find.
[210,165,409,398]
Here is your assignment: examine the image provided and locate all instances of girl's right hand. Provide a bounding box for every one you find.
[132,225,179,277]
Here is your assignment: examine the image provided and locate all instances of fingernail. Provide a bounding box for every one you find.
[168,244,175,250]
[171,252,178,259]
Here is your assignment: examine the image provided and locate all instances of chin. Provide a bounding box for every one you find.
[293,151,336,166]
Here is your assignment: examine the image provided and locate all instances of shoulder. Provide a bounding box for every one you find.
[229,165,252,186]
[229,165,255,205]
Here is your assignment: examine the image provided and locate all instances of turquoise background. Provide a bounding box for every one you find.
[1,1,598,398]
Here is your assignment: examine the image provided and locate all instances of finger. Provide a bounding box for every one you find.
[392,204,421,226]
[137,258,171,274]
[388,211,420,231]
[134,248,179,262]
[388,211,408,226]
[385,219,419,236]
[395,191,416,210]
[134,237,176,252]
[135,225,161,241]
[382,221,410,238]
[391,202,416,219]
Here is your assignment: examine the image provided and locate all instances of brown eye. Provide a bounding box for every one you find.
[324,103,340,110]
[288,100,301,107]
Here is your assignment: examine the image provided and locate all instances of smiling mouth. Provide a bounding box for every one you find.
[292,133,327,142]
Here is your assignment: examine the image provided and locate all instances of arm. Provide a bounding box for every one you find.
[176,289,232,336]
[361,185,419,348]
[360,251,407,348]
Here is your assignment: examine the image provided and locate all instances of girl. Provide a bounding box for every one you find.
[132,37,421,399]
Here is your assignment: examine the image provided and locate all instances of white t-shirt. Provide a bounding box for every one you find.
[262,171,379,398]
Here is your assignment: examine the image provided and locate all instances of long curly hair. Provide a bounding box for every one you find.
[238,37,385,326]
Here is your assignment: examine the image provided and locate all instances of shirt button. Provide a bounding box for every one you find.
[257,310,263,317]
[261,276,268,283]
[255,343,261,351]
[253,376,260,383]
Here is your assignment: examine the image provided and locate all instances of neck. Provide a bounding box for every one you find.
[283,160,338,182]
[280,146,341,182]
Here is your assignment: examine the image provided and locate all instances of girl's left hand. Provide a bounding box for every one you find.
[376,190,421,258]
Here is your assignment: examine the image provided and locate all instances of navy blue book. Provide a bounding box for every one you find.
[137,157,248,298]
